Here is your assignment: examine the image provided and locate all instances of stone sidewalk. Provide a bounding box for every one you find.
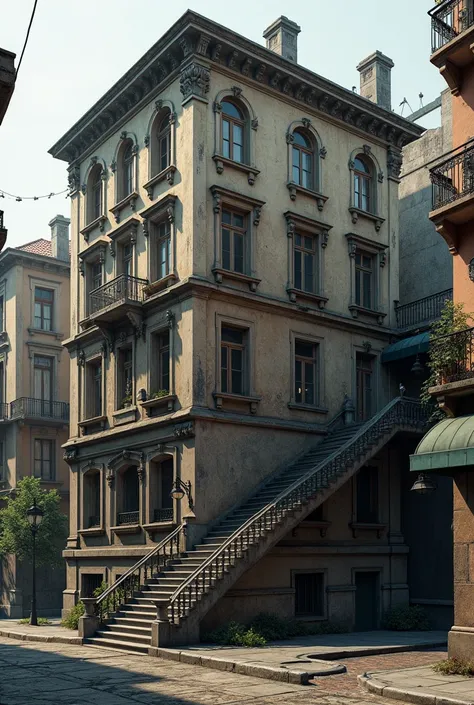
[359,665,474,705]
[0,618,82,645]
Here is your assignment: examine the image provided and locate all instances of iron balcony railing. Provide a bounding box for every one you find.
[430,140,474,210]
[90,274,147,315]
[432,326,474,383]
[10,397,69,421]
[154,508,173,523]
[117,511,139,526]
[395,289,453,329]
[429,0,474,52]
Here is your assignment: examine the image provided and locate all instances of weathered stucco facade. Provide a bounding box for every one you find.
[51,12,427,641]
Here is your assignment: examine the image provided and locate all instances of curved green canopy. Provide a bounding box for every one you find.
[410,415,474,473]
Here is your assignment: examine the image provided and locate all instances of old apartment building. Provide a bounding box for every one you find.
[50,12,428,649]
[0,215,70,617]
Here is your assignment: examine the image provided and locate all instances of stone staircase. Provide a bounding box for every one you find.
[84,397,427,653]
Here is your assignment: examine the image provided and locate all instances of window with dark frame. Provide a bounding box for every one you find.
[34,287,53,331]
[86,358,102,419]
[122,140,134,199]
[157,331,170,393]
[156,221,171,280]
[294,340,317,406]
[221,100,245,163]
[157,112,171,173]
[221,326,246,396]
[221,208,246,274]
[81,573,103,598]
[34,355,53,415]
[121,242,132,277]
[356,465,379,523]
[91,261,102,291]
[354,156,372,212]
[294,232,317,293]
[34,439,55,480]
[154,458,173,522]
[356,352,373,422]
[84,471,101,528]
[294,573,324,617]
[118,347,133,407]
[292,130,314,189]
[355,251,374,309]
[88,165,103,223]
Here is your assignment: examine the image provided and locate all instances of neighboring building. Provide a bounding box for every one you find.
[411,2,474,660]
[50,12,427,650]
[0,47,15,126]
[0,215,70,618]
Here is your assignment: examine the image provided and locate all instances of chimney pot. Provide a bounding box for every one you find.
[48,214,70,262]
[263,16,301,64]
[356,51,394,112]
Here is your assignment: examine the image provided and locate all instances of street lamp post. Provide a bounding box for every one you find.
[26,500,44,626]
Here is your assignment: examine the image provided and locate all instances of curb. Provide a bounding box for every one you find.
[315,641,448,661]
[358,674,474,705]
[0,628,83,646]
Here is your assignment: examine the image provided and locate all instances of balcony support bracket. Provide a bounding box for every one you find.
[435,219,458,255]
[440,61,462,96]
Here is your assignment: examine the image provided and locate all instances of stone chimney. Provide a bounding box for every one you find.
[263,16,301,64]
[357,51,394,112]
[49,214,70,262]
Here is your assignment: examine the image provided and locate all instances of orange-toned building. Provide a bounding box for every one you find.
[411,1,474,660]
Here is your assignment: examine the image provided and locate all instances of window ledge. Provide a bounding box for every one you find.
[287,288,328,309]
[80,215,107,242]
[28,328,63,340]
[213,392,261,415]
[110,523,141,535]
[112,406,138,426]
[349,207,385,232]
[288,403,329,414]
[144,166,177,198]
[287,183,328,211]
[294,615,327,622]
[212,154,260,185]
[349,522,387,538]
[141,394,176,415]
[299,520,331,537]
[143,521,175,536]
[109,191,139,224]
[143,274,177,297]
[212,268,261,292]
[78,526,106,537]
[78,415,107,435]
[348,304,386,325]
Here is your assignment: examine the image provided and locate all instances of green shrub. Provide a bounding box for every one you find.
[382,605,430,631]
[17,617,51,625]
[61,601,85,630]
[433,659,474,677]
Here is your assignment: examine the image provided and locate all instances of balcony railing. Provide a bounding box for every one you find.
[10,397,69,421]
[430,140,474,210]
[395,289,453,329]
[90,274,147,316]
[117,511,139,525]
[432,327,474,384]
[429,0,474,53]
[153,507,173,523]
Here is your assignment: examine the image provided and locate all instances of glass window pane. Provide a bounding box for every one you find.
[294,250,302,290]
[43,441,51,460]
[222,229,231,270]
[293,131,311,148]
[221,345,228,393]
[222,100,242,119]
[231,370,243,394]
[295,341,314,358]
[295,234,302,247]
[355,157,369,173]
[305,362,314,405]
[304,252,314,292]
[292,146,300,167]
[363,272,372,309]
[304,236,313,251]
[233,142,243,163]
[233,233,244,273]
[222,327,243,345]
[222,210,232,225]
[292,164,300,183]
[232,213,244,228]
[295,359,302,403]
[363,255,372,269]
[355,269,361,306]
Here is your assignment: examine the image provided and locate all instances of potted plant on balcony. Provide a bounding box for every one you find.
[151,389,169,400]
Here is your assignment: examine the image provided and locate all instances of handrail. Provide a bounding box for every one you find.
[94,523,184,621]
[395,289,453,329]
[168,397,427,624]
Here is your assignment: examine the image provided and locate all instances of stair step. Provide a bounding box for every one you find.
[117,610,156,621]
[86,636,149,654]
[104,623,152,636]
[111,616,155,628]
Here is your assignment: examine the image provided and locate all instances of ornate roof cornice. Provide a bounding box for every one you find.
[0,248,70,277]
[49,11,424,166]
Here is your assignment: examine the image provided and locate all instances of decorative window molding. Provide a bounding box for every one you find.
[142,312,176,415]
[346,232,387,324]
[108,216,140,279]
[348,146,385,231]
[78,347,107,435]
[141,195,178,295]
[144,99,177,199]
[210,185,264,292]
[28,276,63,337]
[286,119,328,211]
[80,157,108,239]
[107,449,145,532]
[288,331,328,414]
[144,453,176,529]
[78,240,107,325]
[213,87,259,185]
[110,132,139,223]
[284,211,332,309]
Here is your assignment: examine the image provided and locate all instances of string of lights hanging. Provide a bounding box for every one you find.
[0,188,69,202]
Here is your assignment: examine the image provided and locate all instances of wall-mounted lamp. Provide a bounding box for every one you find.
[170,477,194,510]
[410,473,437,495]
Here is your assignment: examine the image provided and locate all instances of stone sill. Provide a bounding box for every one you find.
[28,328,63,340]
[141,395,176,415]
[429,376,474,398]
[212,268,261,292]
[143,521,175,535]
[112,406,138,426]
[78,527,106,537]
[287,288,328,309]
[288,403,329,415]
[349,304,386,325]
[299,520,331,537]
[143,274,177,297]
[349,207,385,232]
[287,182,328,211]
[212,154,260,185]
[144,166,176,197]
[213,392,261,415]
[349,522,387,538]
[109,191,139,223]
[110,523,141,535]
[80,215,107,241]
[78,415,107,433]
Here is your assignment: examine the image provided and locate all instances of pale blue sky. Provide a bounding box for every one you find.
[0,0,443,247]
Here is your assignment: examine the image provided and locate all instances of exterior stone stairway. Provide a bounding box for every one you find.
[84,397,426,653]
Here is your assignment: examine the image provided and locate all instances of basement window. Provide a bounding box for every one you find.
[294,572,324,617]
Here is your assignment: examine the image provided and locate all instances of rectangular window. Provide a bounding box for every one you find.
[355,252,374,309]
[221,326,246,395]
[356,465,379,523]
[91,262,102,291]
[118,347,133,407]
[294,233,317,293]
[157,222,171,280]
[294,340,317,406]
[356,353,373,421]
[157,331,170,393]
[34,439,55,480]
[81,574,103,598]
[34,355,53,415]
[121,242,132,277]
[221,208,246,274]
[86,359,102,419]
[34,287,53,331]
[295,573,324,617]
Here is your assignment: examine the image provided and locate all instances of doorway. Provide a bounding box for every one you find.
[355,571,379,631]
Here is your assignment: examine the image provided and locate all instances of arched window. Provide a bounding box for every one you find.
[353,155,373,213]
[120,139,134,201]
[292,129,314,190]
[221,100,245,164]
[87,164,103,224]
[157,110,171,174]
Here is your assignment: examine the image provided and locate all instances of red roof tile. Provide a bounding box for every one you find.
[17,238,70,258]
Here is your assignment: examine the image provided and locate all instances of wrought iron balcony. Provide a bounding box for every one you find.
[430,141,474,212]
[395,289,453,330]
[10,397,69,422]
[153,507,173,523]
[429,0,474,53]
[89,274,147,322]
[432,327,474,384]
[117,510,139,525]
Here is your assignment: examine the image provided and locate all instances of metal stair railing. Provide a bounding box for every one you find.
[91,523,184,622]
[168,397,427,624]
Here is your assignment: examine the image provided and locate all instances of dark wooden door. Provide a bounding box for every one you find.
[355,572,379,631]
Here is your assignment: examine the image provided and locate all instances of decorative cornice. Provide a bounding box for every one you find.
[49,12,424,165]
[0,248,70,277]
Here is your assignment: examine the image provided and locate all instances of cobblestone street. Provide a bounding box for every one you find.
[0,636,447,705]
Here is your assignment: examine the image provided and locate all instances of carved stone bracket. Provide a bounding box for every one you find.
[180,61,210,104]
[387,146,403,181]
[174,422,194,438]
[126,311,146,340]
[63,448,77,464]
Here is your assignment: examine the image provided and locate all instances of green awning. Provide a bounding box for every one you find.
[381,332,430,363]
[410,415,474,473]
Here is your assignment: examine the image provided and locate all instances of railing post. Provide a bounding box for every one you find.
[78,597,100,638]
